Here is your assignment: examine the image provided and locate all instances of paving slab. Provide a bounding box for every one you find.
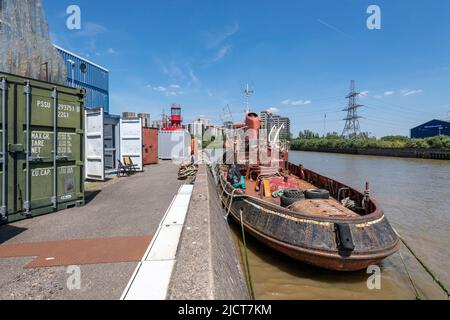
[0,161,183,300]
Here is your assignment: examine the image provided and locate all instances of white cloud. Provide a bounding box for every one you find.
[147,84,184,97]
[317,19,352,39]
[401,89,423,96]
[384,91,395,96]
[156,59,184,80]
[359,91,369,97]
[206,22,239,49]
[154,86,167,92]
[282,99,311,106]
[204,23,238,65]
[212,45,232,62]
[76,22,107,37]
[266,107,279,114]
[106,48,116,54]
[187,65,200,85]
[293,100,311,105]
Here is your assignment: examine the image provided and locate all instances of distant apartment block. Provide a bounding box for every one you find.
[205,125,224,139]
[188,117,212,138]
[151,120,164,130]
[260,111,291,137]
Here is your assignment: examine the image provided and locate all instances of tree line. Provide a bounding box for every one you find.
[290,130,450,150]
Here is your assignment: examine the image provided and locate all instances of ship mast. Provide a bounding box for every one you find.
[243,83,254,113]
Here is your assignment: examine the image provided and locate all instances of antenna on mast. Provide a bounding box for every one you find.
[242,83,254,113]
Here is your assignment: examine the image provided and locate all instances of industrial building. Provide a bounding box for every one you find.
[410,119,450,138]
[54,45,109,113]
[54,45,121,172]
[260,111,291,138]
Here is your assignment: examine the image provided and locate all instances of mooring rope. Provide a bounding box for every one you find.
[398,251,422,300]
[393,227,450,299]
[239,208,256,299]
[215,165,255,299]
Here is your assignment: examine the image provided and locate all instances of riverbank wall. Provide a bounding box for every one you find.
[167,165,250,300]
[291,147,450,160]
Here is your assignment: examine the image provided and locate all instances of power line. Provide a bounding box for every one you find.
[364,118,413,130]
[364,96,425,116]
[365,95,423,113]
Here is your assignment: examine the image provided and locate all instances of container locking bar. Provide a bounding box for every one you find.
[24,82,31,214]
[51,87,58,209]
[1,77,7,219]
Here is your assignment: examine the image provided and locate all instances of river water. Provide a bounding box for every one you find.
[230,151,450,300]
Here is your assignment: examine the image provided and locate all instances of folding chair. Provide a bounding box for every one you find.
[117,160,133,177]
[123,156,139,173]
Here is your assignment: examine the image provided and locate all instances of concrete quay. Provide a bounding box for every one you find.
[167,165,250,300]
[0,162,249,300]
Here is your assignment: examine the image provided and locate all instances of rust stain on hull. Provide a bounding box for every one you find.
[0,236,152,268]
[231,213,400,271]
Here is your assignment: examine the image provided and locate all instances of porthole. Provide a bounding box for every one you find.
[80,63,87,73]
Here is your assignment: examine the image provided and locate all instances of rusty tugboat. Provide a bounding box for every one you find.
[214,112,400,271]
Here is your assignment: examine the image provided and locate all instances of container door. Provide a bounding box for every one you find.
[115,121,121,169]
[0,75,84,223]
[24,85,84,212]
[85,108,105,181]
[104,122,114,169]
[142,128,158,165]
[158,131,168,160]
[120,118,143,171]
[184,130,192,159]
[103,116,120,171]
[0,78,6,220]
[148,129,159,164]
[142,128,150,165]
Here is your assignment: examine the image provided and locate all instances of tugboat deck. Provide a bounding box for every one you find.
[243,175,360,218]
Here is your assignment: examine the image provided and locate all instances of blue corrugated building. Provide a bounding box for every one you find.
[410,119,450,138]
[54,45,109,113]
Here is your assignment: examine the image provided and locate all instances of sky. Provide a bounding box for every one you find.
[43,0,450,137]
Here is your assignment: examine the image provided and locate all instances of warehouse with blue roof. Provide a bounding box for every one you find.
[410,119,450,138]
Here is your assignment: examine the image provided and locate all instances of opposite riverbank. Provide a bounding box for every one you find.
[290,146,450,160]
[290,135,450,160]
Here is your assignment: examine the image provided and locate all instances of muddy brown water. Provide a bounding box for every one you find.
[230,151,450,300]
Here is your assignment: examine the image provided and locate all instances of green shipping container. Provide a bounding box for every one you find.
[0,72,85,224]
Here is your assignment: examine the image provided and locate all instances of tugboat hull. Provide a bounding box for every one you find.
[215,164,400,271]
[229,212,399,271]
